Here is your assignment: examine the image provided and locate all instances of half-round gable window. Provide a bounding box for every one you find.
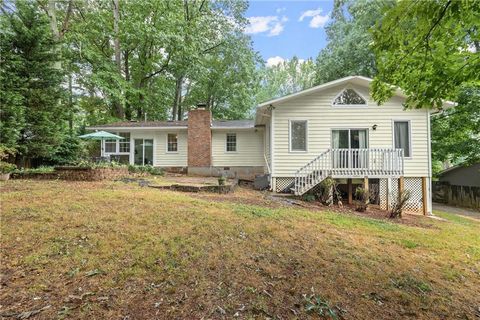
[332,88,367,106]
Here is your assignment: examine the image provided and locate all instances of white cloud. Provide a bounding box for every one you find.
[309,14,329,28]
[276,7,286,13]
[266,56,285,67]
[245,15,288,37]
[298,8,329,28]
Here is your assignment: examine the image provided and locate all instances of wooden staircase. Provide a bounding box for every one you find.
[293,148,404,196]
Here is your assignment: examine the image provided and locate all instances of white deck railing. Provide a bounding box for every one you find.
[294,148,404,195]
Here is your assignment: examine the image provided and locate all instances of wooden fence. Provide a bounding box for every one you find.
[432,181,480,210]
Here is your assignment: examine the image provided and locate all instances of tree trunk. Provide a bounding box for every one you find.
[124,50,131,120]
[172,75,183,121]
[113,0,121,74]
[68,73,73,133]
[112,0,124,119]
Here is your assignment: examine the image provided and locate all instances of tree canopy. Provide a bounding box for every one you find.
[371,0,480,109]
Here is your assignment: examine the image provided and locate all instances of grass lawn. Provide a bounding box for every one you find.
[1,180,479,319]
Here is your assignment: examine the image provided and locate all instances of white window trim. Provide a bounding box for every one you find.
[289,120,308,153]
[331,87,368,107]
[330,128,370,149]
[225,132,238,153]
[166,133,179,153]
[392,119,412,159]
[102,132,131,156]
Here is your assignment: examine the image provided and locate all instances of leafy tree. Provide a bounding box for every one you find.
[315,0,394,84]
[256,57,316,103]
[184,33,261,119]
[431,85,480,168]
[371,0,480,109]
[0,1,67,165]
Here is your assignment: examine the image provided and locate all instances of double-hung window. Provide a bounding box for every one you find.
[393,121,411,157]
[290,120,308,152]
[105,139,116,153]
[226,133,237,152]
[118,132,130,152]
[167,133,178,152]
[104,132,130,154]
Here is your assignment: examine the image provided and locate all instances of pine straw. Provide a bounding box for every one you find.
[1,180,479,319]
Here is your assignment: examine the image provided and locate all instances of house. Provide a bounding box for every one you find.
[438,163,480,188]
[433,163,480,209]
[88,76,454,215]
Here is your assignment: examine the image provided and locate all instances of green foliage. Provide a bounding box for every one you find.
[432,85,480,167]
[127,164,163,176]
[13,166,54,174]
[314,0,394,84]
[1,1,67,161]
[256,57,316,103]
[0,162,17,174]
[304,294,339,319]
[46,135,87,165]
[371,0,480,109]
[354,186,370,212]
[302,194,316,202]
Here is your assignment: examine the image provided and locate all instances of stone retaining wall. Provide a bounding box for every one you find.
[13,167,129,181]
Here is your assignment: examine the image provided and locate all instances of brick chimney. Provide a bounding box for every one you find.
[187,105,212,170]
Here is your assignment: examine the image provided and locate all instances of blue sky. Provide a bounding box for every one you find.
[246,0,334,66]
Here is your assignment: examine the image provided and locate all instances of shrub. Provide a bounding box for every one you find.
[0,145,17,174]
[128,164,163,176]
[354,186,370,212]
[390,190,411,218]
[316,177,342,206]
[47,136,87,165]
[302,194,316,202]
[0,161,17,174]
[218,175,226,186]
[14,166,54,174]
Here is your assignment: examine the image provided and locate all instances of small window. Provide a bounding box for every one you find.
[119,132,130,152]
[333,88,367,106]
[105,139,116,153]
[167,133,178,152]
[226,133,237,152]
[290,120,307,152]
[394,121,411,157]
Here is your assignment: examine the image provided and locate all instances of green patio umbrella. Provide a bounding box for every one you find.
[79,131,124,157]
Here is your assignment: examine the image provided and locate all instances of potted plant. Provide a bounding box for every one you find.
[0,161,16,181]
[218,175,226,186]
[0,146,16,181]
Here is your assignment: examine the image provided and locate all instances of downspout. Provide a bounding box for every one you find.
[427,110,433,215]
[270,107,275,191]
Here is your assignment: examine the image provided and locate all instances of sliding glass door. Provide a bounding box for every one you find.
[134,139,153,165]
[332,129,368,169]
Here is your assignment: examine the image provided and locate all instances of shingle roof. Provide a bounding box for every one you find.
[212,120,254,128]
[90,121,188,128]
[88,119,255,129]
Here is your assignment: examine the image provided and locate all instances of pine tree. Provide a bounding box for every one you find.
[0,1,67,165]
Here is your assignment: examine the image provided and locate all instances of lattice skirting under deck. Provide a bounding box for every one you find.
[273,177,295,193]
[380,177,424,212]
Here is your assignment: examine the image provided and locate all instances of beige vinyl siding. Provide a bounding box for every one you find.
[272,83,429,177]
[130,130,188,167]
[265,122,271,171]
[211,129,265,167]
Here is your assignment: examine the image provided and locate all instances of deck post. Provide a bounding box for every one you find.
[347,178,353,204]
[386,179,390,211]
[422,177,428,215]
[363,177,369,193]
[398,176,404,198]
